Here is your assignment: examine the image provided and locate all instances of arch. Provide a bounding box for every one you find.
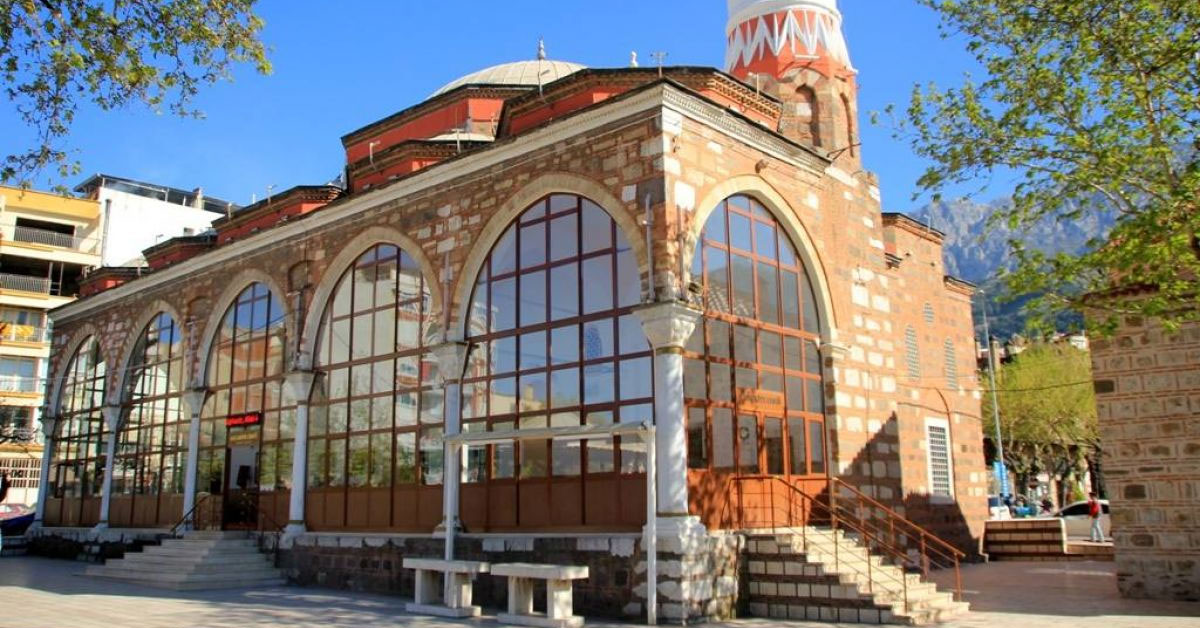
[452,172,646,339]
[690,175,839,341]
[114,300,186,407]
[193,269,291,388]
[297,225,441,371]
[47,322,105,419]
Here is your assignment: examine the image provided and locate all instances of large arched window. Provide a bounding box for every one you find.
[110,312,186,527]
[197,282,291,525]
[47,336,107,526]
[309,243,440,531]
[684,194,826,486]
[461,193,650,530]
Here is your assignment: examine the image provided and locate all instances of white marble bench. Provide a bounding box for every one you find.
[492,563,590,628]
[402,557,490,617]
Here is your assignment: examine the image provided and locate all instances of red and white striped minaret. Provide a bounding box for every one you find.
[725,0,859,160]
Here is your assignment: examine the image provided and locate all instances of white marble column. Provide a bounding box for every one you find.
[94,405,122,530]
[283,370,317,539]
[31,416,58,529]
[431,340,469,559]
[180,388,208,529]
[634,300,706,537]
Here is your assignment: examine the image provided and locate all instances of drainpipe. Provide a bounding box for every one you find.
[100,198,113,266]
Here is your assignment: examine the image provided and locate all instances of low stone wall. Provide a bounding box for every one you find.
[281,527,744,624]
[982,519,1067,561]
[27,526,171,563]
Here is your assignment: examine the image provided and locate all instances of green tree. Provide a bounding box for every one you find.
[981,343,1098,504]
[891,0,1200,328]
[1,0,270,185]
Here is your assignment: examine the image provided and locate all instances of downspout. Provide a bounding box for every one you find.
[100,198,113,266]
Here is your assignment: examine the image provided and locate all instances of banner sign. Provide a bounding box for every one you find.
[225,412,262,428]
[993,460,1011,497]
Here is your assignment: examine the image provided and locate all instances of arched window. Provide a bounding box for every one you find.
[197,282,291,525]
[905,325,921,380]
[110,313,186,527]
[683,194,826,483]
[47,336,107,526]
[309,243,440,530]
[841,93,856,158]
[796,85,821,147]
[943,338,959,391]
[462,193,649,529]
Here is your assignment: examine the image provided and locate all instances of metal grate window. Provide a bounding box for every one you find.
[904,326,920,379]
[926,421,952,497]
[943,338,958,390]
[923,302,935,325]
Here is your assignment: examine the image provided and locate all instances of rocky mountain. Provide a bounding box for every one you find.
[909,198,1115,337]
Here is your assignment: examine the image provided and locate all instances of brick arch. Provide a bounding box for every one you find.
[46,322,106,423]
[450,171,646,340]
[690,174,839,341]
[296,225,441,371]
[112,300,187,410]
[192,269,291,389]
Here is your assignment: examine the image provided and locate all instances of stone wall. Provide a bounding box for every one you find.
[283,530,743,623]
[1090,318,1200,601]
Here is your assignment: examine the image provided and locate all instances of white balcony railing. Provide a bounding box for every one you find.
[0,273,51,294]
[9,225,100,253]
[0,376,42,393]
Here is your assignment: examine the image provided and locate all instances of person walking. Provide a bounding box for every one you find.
[1087,492,1105,543]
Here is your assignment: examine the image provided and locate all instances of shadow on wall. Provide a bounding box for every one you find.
[834,412,982,560]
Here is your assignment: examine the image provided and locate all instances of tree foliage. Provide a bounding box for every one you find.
[1,0,270,186]
[892,0,1200,329]
[981,342,1098,498]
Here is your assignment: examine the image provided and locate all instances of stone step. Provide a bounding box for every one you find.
[182,530,250,540]
[118,552,273,571]
[85,571,285,591]
[85,564,282,583]
[160,538,258,549]
[896,600,971,626]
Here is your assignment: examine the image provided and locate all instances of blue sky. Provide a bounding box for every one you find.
[6,1,991,212]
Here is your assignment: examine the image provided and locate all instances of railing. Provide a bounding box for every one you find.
[0,425,34,442]
[169,493,223,536]
[0,375,42,393]
[8,225,99,253]
[730,476,964,612]
[0,273,50,294]
[168,490,286,568]
[0,324,48,343]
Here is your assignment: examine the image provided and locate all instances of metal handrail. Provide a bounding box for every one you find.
[732,476,963,608]
[0,324,48,343]
[830,477,966,570]
[0,273,50,294]
[169,493,220,536]
[10,225,97,252]
[0,375,42,393]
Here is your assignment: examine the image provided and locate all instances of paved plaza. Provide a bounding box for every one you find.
[0,556,1196,628]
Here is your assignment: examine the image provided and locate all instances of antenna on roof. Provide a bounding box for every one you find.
[650,51,668,78]
[537,37,547,61]
[630,51,639,68]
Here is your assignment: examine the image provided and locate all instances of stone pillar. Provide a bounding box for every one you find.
[283,370,317,539]
[431,341,470,552]
[31,417,58,529]
[95,405,122,529]
[180,388,208,529]
[634,300,705,535]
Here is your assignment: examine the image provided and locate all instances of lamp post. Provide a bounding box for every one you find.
[979,289,1008,497]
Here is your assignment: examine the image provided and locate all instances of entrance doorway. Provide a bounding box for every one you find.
[223,442,259,529]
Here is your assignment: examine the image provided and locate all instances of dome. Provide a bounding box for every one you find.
[431,59,587,98]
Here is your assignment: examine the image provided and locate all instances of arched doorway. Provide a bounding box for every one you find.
[683,194,828,528]
[46,336,107,527]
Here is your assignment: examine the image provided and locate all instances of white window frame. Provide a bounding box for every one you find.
[924,416,955,503]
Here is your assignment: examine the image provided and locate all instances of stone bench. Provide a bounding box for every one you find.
[492,562,590,628]
[402,557,490,617]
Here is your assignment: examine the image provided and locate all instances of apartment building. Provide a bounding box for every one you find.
[0,185,101,507]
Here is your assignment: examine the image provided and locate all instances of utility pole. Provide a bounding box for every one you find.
[980,289,1008,497]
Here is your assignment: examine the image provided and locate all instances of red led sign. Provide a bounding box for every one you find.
[225,412,262,427]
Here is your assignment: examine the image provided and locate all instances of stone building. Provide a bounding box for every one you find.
[34,0,986,621]
[1090,315,1200,601]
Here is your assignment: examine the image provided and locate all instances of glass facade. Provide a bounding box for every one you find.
[111,312,187,526]
[47,336,107,526]
[684,195,826,477]
[309,243,440,530]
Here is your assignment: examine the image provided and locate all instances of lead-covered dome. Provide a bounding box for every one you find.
[431,59,586,98]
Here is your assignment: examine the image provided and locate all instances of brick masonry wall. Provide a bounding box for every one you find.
[1090,318,1200,601]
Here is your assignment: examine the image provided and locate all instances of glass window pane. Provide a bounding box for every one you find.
[765,417,784,474]
[583,364,614,404]
[755,221,777,260]
[492,337,517,374]
[757,262,779,324]
[550,325,579,365]
[491,226,517,276]
[710,363,732,401]
[582,319,614,360]
[348,434,369,487]
[519,331,547,371]
[491,278,517,332]
[581,256,613,314]
[704,247,729,313]
[581,202,612,253]
[731,254,754,317]
[492,420,515,479]
[518,415,547,478]
[586,412,614,473]
[806,378,825,414]
[519,222,546,269]
[712,409,734,469]
[517,372,547,413]
[395,432,416,483]
[618,314,649,355]
[729,212,752,252]
[616,248,640,308]
[420,427,443,485]
[550,412,581,476]
[519,270,547,326]
[549,213,578,262]
[733,324,756,363]
[788,417,807,475]
[550,367,580,408]
[760,331,782,367]
[687,407,707,469]
[738,414,759,473]
[619,357,652,400]
[809,421,825,474]
[549,263,579,321]
[704,204,727,243]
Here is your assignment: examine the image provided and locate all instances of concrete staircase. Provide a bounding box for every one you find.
[746,528,969,625]
[83,530,284,590]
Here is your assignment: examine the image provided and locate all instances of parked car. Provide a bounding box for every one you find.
[1055,499,1111,538]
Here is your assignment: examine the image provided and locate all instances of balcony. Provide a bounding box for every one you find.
[0,273,51,294]
[5,225,100,254]
[0,375,42,394]
[0,324,47,343]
